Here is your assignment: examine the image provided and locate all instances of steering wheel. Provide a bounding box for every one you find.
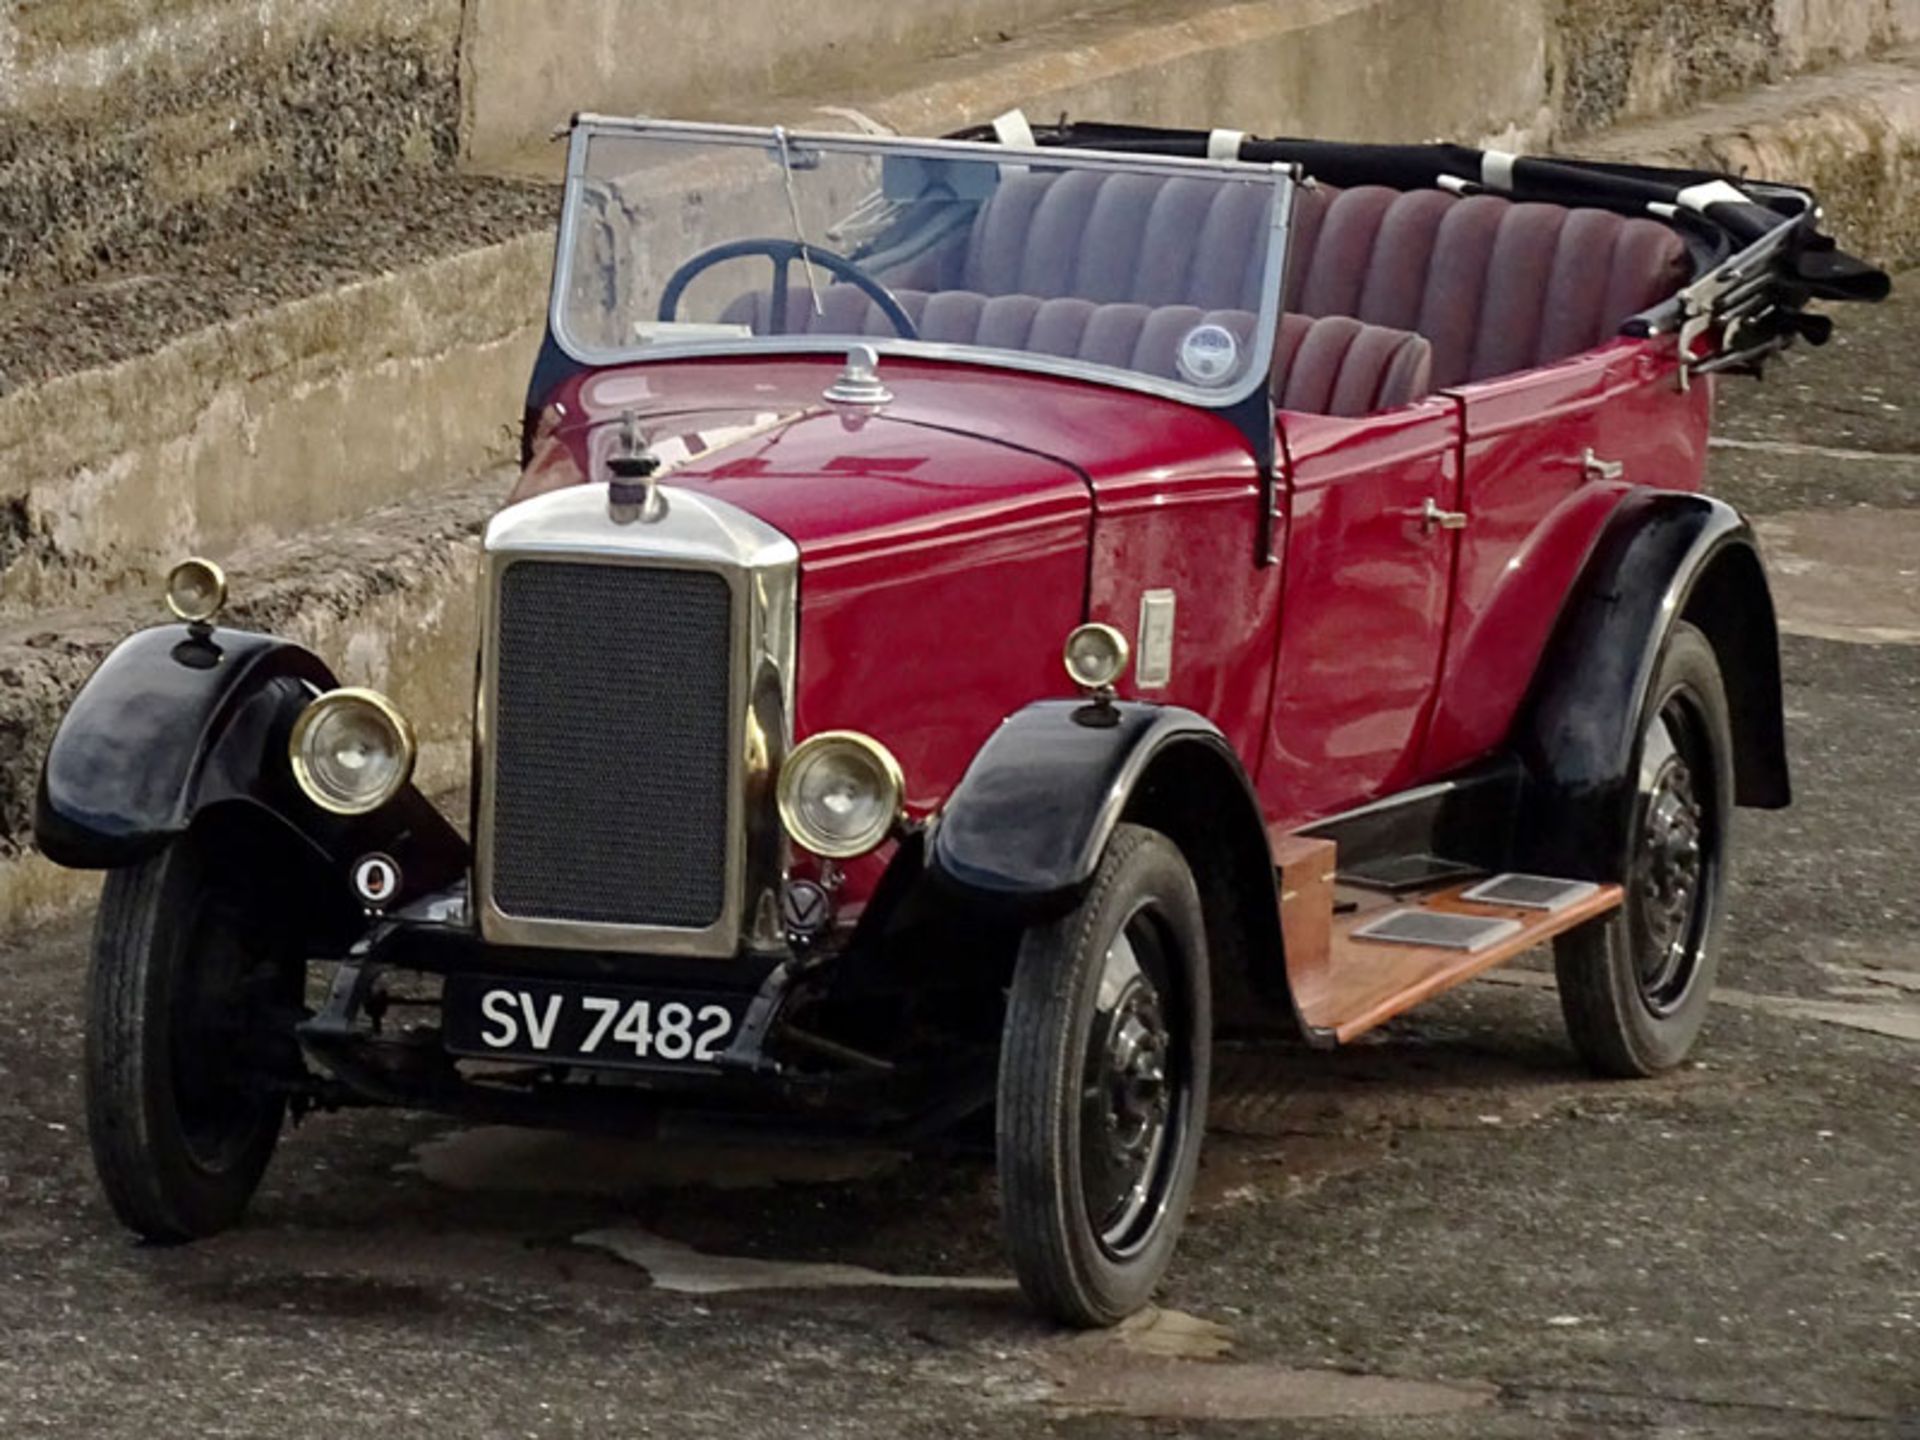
[657,238,919,340]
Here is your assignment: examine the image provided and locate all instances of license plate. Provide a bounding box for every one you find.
[442,974,746,1070]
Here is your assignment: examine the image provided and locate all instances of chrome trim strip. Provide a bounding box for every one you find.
[1301,775,1475,833]
[475,483,798,957]
[549,119,1295,413]
[569,114,1282,178]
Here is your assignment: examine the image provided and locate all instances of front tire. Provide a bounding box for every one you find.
[1555,621,1734,1077]
[997,824,1211,1327]
[86,836,298,1241]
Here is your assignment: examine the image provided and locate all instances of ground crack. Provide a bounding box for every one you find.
[1710,436,1920,465]
[1506,1377,1898,1426]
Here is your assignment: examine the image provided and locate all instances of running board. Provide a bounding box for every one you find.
[1286,862,1622,1044]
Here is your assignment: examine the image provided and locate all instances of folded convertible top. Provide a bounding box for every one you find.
[949,116,1890,383]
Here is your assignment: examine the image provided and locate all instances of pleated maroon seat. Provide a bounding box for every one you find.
[1284,184,1689,387]
[728,285,1430,414]
[722,166,1687,411]
[1271,312,1432,416]
[945,171,1686,389]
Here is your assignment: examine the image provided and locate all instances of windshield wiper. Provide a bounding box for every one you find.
[772,126,825,320]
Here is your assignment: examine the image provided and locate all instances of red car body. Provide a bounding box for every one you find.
[517,330,1708,963]
[35,115,1888,1325]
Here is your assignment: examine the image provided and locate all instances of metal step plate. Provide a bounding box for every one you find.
[1349,909,1523,953]
[1337,852,1483,895]
[1459,873,1600,912]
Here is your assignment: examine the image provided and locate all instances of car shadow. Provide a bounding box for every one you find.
[149,978,1738,1322]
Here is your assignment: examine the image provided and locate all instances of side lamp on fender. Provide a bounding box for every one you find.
[1064,622,1131,726]
[165,557,228,627]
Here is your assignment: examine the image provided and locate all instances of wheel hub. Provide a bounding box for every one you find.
[1079,920,1182,1257]
[1103,988,1170,1156]
[1632,711,1709,1009]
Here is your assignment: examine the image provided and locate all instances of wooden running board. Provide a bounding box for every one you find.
[1282,847,1622,1043]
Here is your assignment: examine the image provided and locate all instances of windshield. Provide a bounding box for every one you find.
[552,119,1293,407]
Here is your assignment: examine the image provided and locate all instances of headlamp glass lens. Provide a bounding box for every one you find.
[780,733,903,857]
[293,692,413,814]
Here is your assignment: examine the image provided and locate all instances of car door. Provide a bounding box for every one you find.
[1259,395,1464,829]
[1416,341,1712,777]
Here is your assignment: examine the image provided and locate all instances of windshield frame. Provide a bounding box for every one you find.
[549,116,1298,412]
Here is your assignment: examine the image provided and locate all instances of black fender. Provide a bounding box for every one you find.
[929,702,1236,907]
[928,700,1296,1021]
[1515,490,1788,880]
[35,625,467,936]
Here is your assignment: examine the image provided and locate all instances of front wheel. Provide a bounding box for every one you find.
[1555,621,1734,1077]
[996,823,1211,1327]
[85,836,299,1241]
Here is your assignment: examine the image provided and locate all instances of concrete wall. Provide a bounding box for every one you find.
[837,0,1552,154]
[1551,0,1920,137]
[459,0,1140,166]
[0,477,494,934]
[0,234,546,619]
[12,0,1917,272]
[458,0,1920,166]
[1771,0,1920,71]
[0,0,463,299]
[2,0,457,110]
[4,0,1919,934]
[9,0,1920,627]
[460,0,1558,168]
[1584,56,1920,272]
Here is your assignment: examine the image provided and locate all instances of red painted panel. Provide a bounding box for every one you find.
[707,416,1093,915]
[641,412,1093,819]
[526,355,1280,909]
[1419,337,1712,775]
[562,353,1247,484]
[1262,397,1463,828]
[1084,423,1278,769]
[792,509,1090,819]
[542,355,1278,819]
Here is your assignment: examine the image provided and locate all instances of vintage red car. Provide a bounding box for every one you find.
[37,114,1887,1325]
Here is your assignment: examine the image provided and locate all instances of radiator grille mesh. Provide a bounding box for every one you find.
[489,560,733,928]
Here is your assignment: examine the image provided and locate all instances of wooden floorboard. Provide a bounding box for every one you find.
[1299,881,1624,1043]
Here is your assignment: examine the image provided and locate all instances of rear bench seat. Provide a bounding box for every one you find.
[723,167,1683,414]
[1285,184,1689,389]
[1273,312,1430,417]
[915,168,1686,392]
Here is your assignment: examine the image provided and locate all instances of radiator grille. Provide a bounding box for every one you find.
[489,560,733,929]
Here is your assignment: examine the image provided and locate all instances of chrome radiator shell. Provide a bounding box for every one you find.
[474,484,798,956]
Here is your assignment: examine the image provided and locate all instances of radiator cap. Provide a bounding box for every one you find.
[823,344,892,407]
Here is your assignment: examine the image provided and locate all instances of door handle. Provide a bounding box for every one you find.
[1582,448,1626,481]
[1416,496,1468,533]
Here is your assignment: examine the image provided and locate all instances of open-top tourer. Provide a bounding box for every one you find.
[38,112,1887,1324]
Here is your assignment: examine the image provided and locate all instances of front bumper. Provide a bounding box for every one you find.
[290,888,989,1143]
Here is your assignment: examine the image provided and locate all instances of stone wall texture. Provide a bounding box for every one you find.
[1549,0,1920,136]
[10,0,1920,250]
[0,0,464,299]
